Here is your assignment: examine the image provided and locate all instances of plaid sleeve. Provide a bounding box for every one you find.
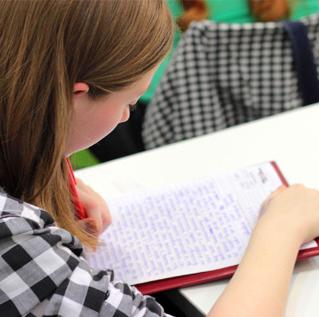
[0,194,172,317]
[43,257,171,317]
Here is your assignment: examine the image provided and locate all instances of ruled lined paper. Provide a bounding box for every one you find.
[86,162,316,285]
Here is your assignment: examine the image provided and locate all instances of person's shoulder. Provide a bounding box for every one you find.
[0,191,84,316]
[0,190,82,254]
[0,190,53,233]
[0,191,171,316]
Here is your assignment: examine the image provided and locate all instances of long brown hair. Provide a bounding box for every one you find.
[0,0,174,248]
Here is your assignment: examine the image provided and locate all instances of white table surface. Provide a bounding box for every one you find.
[76,104,319,316]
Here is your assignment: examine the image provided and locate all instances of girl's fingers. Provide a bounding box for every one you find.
[271,185,287,197]
[77,187,103,233]
[259,185,287,218]
[76,178,112,234]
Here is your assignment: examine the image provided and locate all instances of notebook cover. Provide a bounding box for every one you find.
[136,161,319,294]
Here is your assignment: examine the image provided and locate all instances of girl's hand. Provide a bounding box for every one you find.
[209,184,319,317]
[258,184,319,244]
[76,178,112,235]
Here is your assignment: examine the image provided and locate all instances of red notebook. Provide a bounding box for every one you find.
[86,161,319,294]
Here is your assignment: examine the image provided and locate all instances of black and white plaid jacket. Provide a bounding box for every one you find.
[142,14,319,149]
[0,190,171,317]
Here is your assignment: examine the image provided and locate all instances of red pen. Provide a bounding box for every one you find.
[66,158,88,220]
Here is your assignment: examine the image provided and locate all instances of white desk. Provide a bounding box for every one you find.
[76,104,319,316]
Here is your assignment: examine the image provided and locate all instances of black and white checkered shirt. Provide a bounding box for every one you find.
[142,14,319,149]
[0,190,172,316]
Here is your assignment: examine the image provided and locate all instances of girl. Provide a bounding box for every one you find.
[87,0,319,163]
[1,1,319,316]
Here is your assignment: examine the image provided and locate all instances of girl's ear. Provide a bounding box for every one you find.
[73,82,90,96]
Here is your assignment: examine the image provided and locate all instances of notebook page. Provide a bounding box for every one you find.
[86,162,315,285]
